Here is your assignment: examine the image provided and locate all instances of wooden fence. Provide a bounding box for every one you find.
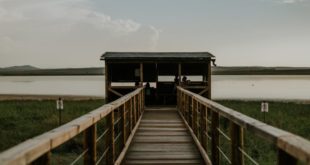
[0,87,144,165]
[177,86,310,165]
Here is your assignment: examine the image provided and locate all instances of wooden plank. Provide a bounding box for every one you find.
[138,127,187,132]
[126,152,201,160]
[129,143,197,152]
[135,131,189,136]
[125,159,202,165]
[133,136,192,143]
[114,111,144,165]
[211,111,219,165]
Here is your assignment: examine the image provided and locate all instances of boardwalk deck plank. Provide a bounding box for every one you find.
[124,107,205,164]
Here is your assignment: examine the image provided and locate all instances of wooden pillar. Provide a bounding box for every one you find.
[211,111,219,165]
[208,60,212,99]
[129,99,133,131]
[278,149,297,165]
[201,105,208,150]
[105,62,110,103]
[121,105,126,148]
[230,122,244,165]
[178,63,182,84]
[192,99,198,136]
[84,124,97,165]
[140,63,143,86]
[31,152,51,165]
[106,111,115,164]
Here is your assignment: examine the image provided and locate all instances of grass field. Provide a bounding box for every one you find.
[0,100,309,164]
[217,100,310,164]
[0,100,105,152]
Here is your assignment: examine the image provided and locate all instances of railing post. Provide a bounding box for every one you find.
[129,98,133,131]
[201,105,207,150]
[133,96,137,125]
[211,111,219,165]
[230,122,244,165]
[84,124,97,165]
[192,99,198,136]
[121,105,126,148]
[278,149,297,165]
[31,151,51,165]
[106,111,115,164]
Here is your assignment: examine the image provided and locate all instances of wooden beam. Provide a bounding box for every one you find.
[84,124,97,165]
[211,111,219,165]
[230,122,244,165]
[140,63,143,86]
[208,60,211,99]
[106,111,115,164]
[108,88,123,97]
[30,152,51,165]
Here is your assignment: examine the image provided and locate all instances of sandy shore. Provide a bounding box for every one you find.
[0,94,104,101]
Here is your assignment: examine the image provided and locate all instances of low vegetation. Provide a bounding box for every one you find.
[0,100,309,164]
[0,100,104,152]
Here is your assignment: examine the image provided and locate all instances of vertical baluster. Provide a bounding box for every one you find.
[230,122,244,165]
[84,124,97,165]
[201,105,207,150]
[106,111,115,164]
[211,111,219,165]
[192,99,197,135]
[31,152,51,165]
[121,104,126,148]
[129,98,133,131]
[278,149,297,165]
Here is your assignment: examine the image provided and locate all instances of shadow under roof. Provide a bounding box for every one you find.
[101,52,215,61]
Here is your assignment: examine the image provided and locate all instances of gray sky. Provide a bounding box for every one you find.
[0,0,310,68]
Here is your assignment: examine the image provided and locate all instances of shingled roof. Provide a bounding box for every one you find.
[101,52,215,62]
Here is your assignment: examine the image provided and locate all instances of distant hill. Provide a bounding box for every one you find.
[212,66,310,75]
[0,65,104,76]
[1,65,310,76]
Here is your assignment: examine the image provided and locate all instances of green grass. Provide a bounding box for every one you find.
[0,100,105,152]
[216,100,310,164]
[217,100,310,140]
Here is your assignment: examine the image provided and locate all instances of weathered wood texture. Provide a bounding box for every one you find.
[0,88,144,165]
[124,107,206,165]
[177,86,310,165]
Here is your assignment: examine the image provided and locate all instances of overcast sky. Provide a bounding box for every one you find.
[0,0,310,68]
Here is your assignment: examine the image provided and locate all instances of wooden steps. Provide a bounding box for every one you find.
[124,107,205,165]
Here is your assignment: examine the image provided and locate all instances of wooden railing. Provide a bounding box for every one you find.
[177,86,310,165]
[0,87,144,165]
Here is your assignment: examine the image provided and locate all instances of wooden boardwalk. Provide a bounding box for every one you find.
[124,107,204,165]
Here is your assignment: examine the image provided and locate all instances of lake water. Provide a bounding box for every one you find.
[0,75,309,101]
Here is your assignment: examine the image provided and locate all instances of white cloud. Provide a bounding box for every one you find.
[0,0,160,67]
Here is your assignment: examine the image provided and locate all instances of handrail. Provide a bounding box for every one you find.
[177,86,310,165]
[0,87,145,165]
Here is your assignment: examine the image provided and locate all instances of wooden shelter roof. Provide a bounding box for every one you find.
[101,52,215,62]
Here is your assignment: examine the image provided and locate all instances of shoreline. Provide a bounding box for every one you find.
[0,94,104,101]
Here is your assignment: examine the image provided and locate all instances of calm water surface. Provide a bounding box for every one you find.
[0,75,309,100]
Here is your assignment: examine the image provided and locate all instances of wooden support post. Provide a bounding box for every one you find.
[201,106,208,150]
[211,111,219,165]
[105,63,110,103]
[106,111,115,164]
[178,63,182,84]
[230,122,244,165]
[129,99,133,131]
[31,152,51,165]
[140,63,143,86]
[187,96,191,124]
[84,124,97,165]
[278,149,297,165]
[192,99,198,136]
[208,60,212,99]
[121,105,126,148]
[133,96,137,125]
